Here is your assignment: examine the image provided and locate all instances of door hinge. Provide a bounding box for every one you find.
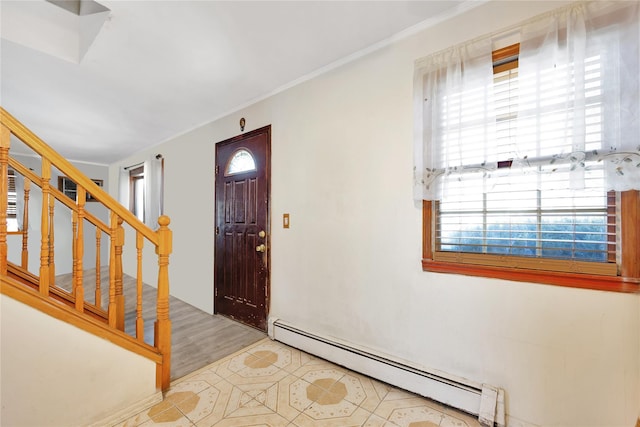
[215,165,220,175]
[215,288,218,297]
[215,226,219,235]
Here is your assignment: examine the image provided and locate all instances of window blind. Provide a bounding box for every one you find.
[7,168,16,218]
[435,55,615,265]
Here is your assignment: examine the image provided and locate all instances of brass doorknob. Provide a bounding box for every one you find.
[256,244,266,253]
[258,230,266,238]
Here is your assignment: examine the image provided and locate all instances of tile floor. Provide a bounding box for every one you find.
[114,338,481,427]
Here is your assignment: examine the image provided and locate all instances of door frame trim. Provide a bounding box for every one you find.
[213,125,271,330]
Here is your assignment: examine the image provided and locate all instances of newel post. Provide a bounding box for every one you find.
[155,215,172,390]
[0,123,10,276]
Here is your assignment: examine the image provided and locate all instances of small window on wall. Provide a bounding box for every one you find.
[122,154,164,228]
[129,165,145,222]
[58,176,104,202]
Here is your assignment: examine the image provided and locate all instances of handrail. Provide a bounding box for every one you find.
[0,107,172,391]
[9,158,110,234]
[0,108,158,245]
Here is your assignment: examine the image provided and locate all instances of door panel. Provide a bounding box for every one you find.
[214,126,270,331]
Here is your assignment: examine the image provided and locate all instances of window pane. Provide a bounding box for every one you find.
[540,214,608,262]
[437,166,610,262]
[133,177,144,222]
[434,49,613,265]
[438,213,484,253]
[7,218,18,232]
[486,215,537,257]
[226,149,256,175]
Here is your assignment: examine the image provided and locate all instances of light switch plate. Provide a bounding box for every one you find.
[283,213,290,228]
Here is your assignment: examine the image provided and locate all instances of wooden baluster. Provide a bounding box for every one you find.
[136,231,144,341]
[114,216,125,331]
[108,212,118,328]
[39,158,51,296]
[621,190,640,279]
[95,227,102,309]
[155,215,172,390]
[72,210,78,296]
[0,123,9,276]
[48,188,55,286]
[75,187,86,312]
[21,178,30,269]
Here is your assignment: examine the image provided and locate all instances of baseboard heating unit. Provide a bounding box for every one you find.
[270,319,505,427]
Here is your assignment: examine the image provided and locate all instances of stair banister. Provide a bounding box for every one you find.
[0,108,158,245]
[0,107,172,391]
[9,158,112,235]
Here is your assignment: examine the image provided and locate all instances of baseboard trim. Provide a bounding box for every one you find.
[271,319,504,424]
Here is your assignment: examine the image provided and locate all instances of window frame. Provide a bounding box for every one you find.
[421,44,640,293]
[129,165,145,223]
[58,176,103,202]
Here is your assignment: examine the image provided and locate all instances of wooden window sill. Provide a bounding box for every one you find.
[422,259,640,293]
[422,192,640,294]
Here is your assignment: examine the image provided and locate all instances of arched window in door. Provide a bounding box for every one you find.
[225,149,256,176]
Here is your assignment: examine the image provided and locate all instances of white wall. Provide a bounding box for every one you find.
[109,1,640,425]
[8,153,110,278]
[0,294,157,426]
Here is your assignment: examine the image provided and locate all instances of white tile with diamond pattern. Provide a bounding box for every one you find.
[113,338,481,427]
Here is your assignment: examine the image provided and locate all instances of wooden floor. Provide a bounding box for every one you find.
[55,268,266,380]
[168,294,267,379]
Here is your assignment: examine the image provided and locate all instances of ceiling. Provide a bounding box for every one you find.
[1,0,475,165]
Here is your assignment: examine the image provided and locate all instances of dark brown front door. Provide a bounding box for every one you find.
[214,126,270,331]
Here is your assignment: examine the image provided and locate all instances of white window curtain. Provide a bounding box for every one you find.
[516,1,640,191]
[413,0,640,202]
[413,38,495,201]
[144,155,163,230]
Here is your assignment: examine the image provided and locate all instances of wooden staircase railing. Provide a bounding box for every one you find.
[0,107,172,391]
